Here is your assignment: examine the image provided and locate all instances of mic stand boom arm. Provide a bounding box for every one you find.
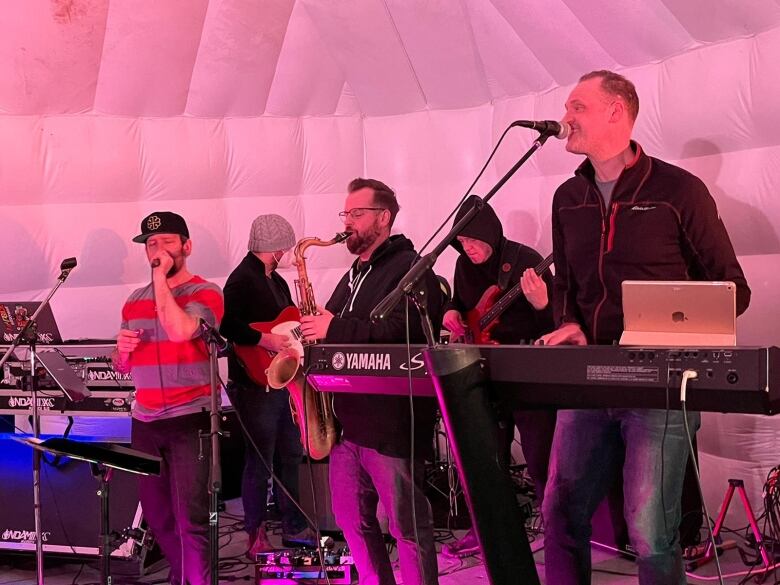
[370,133,553,322]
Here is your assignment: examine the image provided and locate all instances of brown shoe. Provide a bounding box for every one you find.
[442,528,479,558]
[246,527,274,561]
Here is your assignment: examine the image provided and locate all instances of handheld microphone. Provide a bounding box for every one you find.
[150,258,161,268]
[511,120,570,139]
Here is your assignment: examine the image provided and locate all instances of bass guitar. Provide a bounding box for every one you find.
[461,253,553,344]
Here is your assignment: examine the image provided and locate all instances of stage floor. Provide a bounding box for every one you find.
[0,498,772,584]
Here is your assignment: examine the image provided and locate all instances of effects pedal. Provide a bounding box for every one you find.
[255,547,356,584]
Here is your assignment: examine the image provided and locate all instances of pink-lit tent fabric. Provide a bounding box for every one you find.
[2,0,780,527]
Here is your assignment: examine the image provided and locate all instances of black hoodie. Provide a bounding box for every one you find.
[324,234,442,459]
[446,195,555,344]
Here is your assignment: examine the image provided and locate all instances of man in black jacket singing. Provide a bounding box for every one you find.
[301,178,442,585]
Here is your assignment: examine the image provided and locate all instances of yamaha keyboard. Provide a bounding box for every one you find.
[305,344,780,415]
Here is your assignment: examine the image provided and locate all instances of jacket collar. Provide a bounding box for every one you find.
[574,141,650,202]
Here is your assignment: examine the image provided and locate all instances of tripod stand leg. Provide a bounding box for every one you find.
[33,447,44,585]
[737,483,773,571]
[92,463,113,585]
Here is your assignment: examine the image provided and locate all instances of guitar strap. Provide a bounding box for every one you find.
[497,241,522,291]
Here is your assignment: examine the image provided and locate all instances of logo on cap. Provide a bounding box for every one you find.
[147,216,162,231]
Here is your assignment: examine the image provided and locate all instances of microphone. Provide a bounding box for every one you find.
[150,258,161,268]
[198,319,230,358]
[511,120,570,139]
[58,257,78,281]
[60,257,77,271]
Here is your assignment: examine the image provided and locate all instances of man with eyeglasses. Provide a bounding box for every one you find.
[301,178,442,585]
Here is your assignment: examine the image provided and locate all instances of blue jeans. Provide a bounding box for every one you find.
[132,412,210,585]
[227,382,307,535]
[542,408,700,585]
[329,440,439,585]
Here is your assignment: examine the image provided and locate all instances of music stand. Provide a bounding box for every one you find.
[14,437,161,585]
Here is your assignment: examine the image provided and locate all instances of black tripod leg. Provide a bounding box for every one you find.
[91,463,113,585]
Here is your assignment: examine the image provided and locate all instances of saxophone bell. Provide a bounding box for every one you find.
[265,347,301,390]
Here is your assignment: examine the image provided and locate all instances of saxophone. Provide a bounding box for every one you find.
[266,231,350,460]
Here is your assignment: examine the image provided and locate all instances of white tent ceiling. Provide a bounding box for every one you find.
[2,0,780,526]
[3,0,780,117]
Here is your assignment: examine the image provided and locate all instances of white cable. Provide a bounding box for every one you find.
[680,368,725,585]
[680,369,698,403]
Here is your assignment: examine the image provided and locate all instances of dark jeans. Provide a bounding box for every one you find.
[330,440,439,585]
[227,382,306,535]
[543,408,700,585]
[131,412,210,585]
[499,408,558,505]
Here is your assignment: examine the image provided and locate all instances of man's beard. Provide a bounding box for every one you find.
[166,252,185,278]
[346,223,381,255]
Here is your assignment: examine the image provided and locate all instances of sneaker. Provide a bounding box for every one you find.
[246,527,274,561]
[282,527,318,548]
[442,528,479,558]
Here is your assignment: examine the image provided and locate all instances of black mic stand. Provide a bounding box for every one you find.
[371,133,556,585]
[197,320,227,585]
[0,257,77,585]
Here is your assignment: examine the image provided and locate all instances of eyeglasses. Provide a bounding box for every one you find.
[338,207,387,221]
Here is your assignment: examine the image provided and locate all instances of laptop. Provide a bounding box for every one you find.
[619,281,737,347]
[0,302,62,345]
[36,350,90,402]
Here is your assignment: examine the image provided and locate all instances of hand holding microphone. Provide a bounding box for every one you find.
[149,251,173,273]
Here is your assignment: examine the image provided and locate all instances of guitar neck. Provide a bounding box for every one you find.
[478,253,553,330]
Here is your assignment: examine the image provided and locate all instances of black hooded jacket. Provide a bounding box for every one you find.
[324,234,442,459]
[446,195,554,344]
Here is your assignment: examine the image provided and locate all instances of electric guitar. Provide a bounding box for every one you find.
[232,306,303,386]
[461,253,553,344]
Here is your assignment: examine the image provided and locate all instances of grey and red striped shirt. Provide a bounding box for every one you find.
[120,276,224,421]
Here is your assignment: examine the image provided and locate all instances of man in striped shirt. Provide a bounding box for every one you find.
[113,211,224,585]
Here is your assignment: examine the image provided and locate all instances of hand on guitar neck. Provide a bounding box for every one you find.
[445,254,553,344]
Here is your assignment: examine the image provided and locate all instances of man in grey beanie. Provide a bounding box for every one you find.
[220,213,315,557]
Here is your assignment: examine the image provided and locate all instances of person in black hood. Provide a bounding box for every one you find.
[301,178,441,585]
[441,195,557,557]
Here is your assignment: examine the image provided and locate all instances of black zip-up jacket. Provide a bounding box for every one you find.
[324,234,442,459]
[446,195,555,344]
[220,252,294,387]
[552,142,750,344]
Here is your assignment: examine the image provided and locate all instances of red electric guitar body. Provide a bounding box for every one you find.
[232,305,301,386]
[460,253,553,344]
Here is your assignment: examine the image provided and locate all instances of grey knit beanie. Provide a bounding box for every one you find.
[248,214,296,253]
